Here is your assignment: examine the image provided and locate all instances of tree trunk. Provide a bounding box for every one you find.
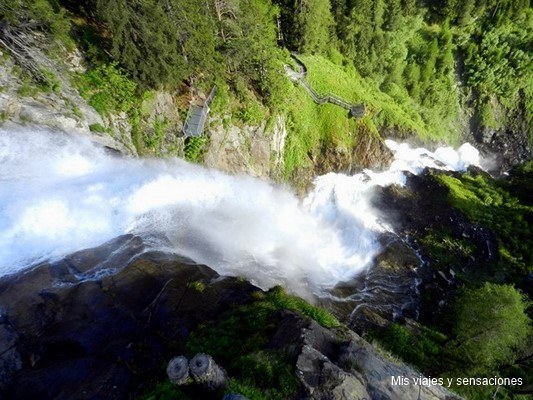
[166,356,190,385]
[189,353,229,391]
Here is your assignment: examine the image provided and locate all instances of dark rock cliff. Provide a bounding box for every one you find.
[0,235,460,400]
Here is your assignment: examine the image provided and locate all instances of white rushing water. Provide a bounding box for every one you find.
[0,128,479,295]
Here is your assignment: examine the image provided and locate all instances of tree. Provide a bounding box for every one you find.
[294,0,335,54]
[88,0,186,88]
[420,37,438,92]
[404,61,421,99]
[437,21,454,75]
[385,0,402,30]
[402,0,417,16]
[0,0,71,82]
[456,0,475,26]
[449,283,531,373]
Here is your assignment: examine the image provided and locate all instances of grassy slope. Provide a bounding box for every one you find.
[282,54,462,178]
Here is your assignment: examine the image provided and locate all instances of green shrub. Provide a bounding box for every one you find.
[374,323,446,373]
[143,117,170,154]
[89,123,107,133]
[184,136,208,163]
[75,63,138,116]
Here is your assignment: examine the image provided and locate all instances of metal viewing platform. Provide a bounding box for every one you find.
[182,86,217,137]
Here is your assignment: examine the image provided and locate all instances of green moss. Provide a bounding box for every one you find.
[143,116,170,155]
[17,80,40,97]
[179,286,337,399]
[72,106,83,119]
[224,351,300,400]
[419,230,475,273]
[265,286,340,328]
[187,281,206,293]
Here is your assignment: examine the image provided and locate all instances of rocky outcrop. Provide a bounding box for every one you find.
[328,236,421,332]
[204,115,287,179]
[270,310,461,399]
[313,136,393,175]
[370,169,498,327]
[469,96,531,174]
[472,125,531,174]
[0,50,135,155]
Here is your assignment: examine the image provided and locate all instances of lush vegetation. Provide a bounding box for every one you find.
[376,283,532,400]
[375,168,533,400]
[4,0,530,168]
[184,136,209,163]
[138,286,338,400]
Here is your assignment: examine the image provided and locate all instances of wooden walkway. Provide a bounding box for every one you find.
[287,54,365,118]
[182,86,217,137]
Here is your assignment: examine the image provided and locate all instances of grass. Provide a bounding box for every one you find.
[419,229,476,272]
[89,123,107,133]
[371,323,447,374]
[300,55,461,145]
[373,169,533,400]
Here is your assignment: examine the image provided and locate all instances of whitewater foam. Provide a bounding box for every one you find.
[0,128,480,295]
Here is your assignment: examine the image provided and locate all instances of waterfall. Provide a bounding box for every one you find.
[0,127,479,295]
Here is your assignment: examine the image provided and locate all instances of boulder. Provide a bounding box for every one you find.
[269,310,461,400]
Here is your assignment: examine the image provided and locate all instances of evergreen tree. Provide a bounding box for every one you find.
[402,0,417,16]
[373,0,386,30]
[404,61,421,99]
[385,0,402,30]
[295,0,335,54]
[344,0,374,75]
[88,0,186,88]
[420,38,439,91]
[456,0,475,26]
[438,21,454,75]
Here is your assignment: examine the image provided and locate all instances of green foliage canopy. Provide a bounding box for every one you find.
[450,283,531,372]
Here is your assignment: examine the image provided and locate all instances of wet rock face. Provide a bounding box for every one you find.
[473,126,531,174]
[0,235,256,399]
[369,169,498,326]
[0,234,462,400]
[328,236,421,332]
